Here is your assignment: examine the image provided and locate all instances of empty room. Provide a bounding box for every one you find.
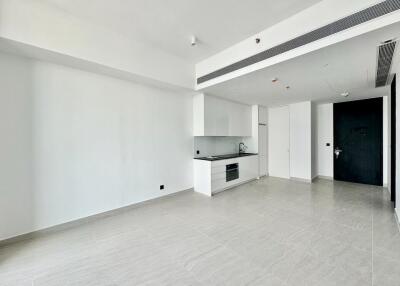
[1,0,400,285]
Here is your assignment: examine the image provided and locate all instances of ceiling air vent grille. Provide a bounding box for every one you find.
[197,0,400,85]
[376,41,397,87]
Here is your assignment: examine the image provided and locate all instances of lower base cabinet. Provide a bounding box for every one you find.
[193,155,259,196]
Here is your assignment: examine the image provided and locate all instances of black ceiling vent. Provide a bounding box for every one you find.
[376,40,397,87]
[197,0,400,85]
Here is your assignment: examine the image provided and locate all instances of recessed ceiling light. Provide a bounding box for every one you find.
[271,78,278,83]
[341,92,349,97]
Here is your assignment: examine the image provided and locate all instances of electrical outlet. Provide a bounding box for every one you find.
[160,185,164,190]
[196,150,200,154]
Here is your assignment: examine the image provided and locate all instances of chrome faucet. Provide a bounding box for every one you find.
[239,142,247,154]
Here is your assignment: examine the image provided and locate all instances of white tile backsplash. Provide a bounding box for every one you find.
[193,137,244,157]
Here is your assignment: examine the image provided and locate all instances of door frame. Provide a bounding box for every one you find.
[391,75,396,207]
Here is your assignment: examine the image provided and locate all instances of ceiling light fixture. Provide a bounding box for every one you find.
[341,92,349,97]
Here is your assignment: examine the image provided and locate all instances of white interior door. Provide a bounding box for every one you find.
[258,124,267,176]
[268,106,290,178]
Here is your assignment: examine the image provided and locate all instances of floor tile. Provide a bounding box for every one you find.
[0,177,399,285]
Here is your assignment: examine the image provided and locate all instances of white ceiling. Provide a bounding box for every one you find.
[202,22,400,107]
[39,0,322,63]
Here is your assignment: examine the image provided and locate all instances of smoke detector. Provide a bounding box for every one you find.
[190,35,197,47]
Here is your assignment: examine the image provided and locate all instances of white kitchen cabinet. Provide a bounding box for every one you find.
[193,94,252,136]
[268,106,290,178]
[258,106,268,124]
[237,155,259,182]
[193,155,259,196]
[258,124,268,176]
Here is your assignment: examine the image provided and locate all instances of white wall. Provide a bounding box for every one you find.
[289,102,312,181]
[0,0,193,89]
[268,106,290,179]
[0,52,34,240]
[314,100,389,184]
[0,51,193,241]
[315,103,334,178]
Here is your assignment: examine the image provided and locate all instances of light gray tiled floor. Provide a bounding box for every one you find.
[1,177,400,285]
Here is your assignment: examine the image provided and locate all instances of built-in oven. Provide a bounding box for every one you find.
[226,163,239,182]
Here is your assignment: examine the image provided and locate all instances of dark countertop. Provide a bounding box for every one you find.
[194,153,258,161]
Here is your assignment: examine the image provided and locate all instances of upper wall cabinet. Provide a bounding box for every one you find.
[193,94,252,136]
[258,106,268,124]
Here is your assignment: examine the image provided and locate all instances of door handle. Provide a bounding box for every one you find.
[334,147,342,159]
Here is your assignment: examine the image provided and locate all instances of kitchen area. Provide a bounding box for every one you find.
[193,94,268,196]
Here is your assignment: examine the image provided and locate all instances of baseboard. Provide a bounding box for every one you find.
[383,186,391,197]
[395,208,400,233]
[269,175,290,180]
[290,177,312,184]
[0,188,193,247]
[317,175,334,181]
